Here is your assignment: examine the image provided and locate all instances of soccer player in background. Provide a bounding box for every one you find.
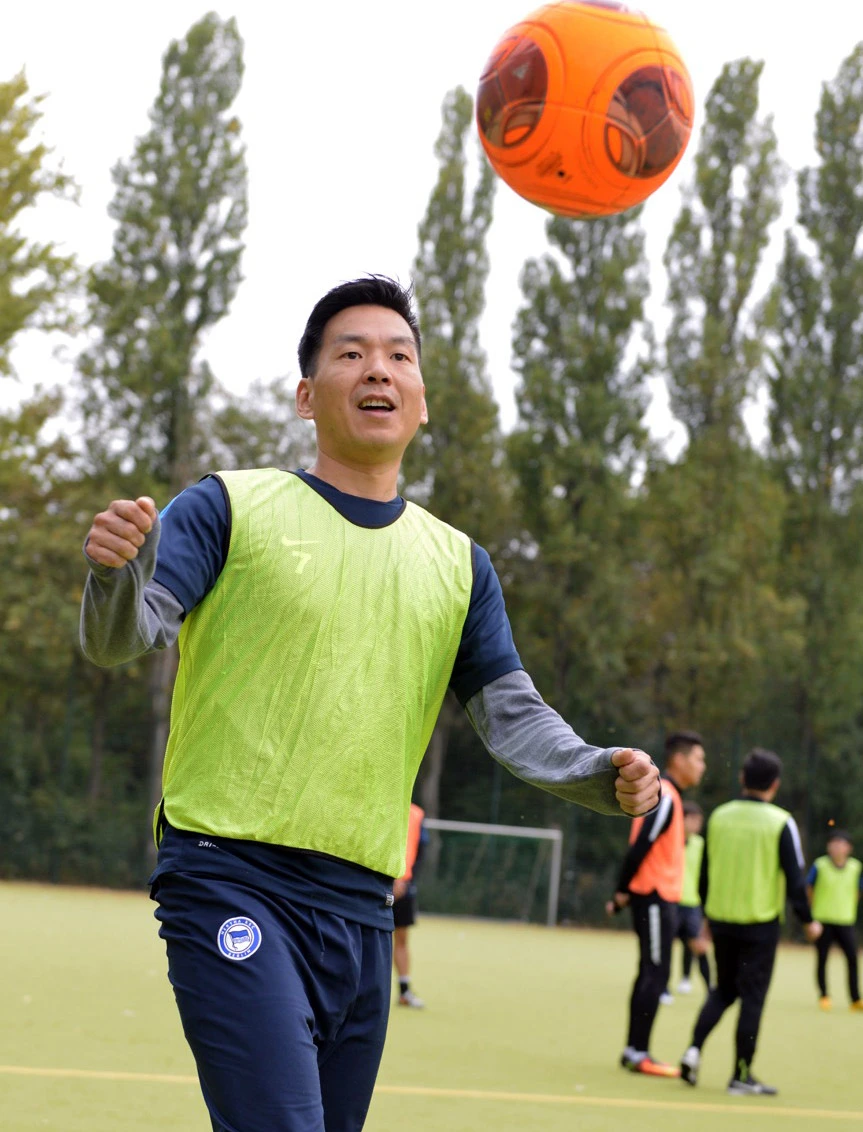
[674,801,712,996]
[607,730,707,1076]
[680,748,822,1096]
[393,801,427,1008]
[79,276,661,1132]
[807,830,863,1012]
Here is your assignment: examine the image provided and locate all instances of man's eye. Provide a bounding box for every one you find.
[393,353,410,362]
[342,351,361,360]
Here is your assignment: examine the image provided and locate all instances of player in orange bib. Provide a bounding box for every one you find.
[393,803,426,1008]
[607,731,707,1076]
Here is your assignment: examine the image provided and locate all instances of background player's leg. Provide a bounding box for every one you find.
[318,923,391,1132]
[154,873,327,1132]
[836,925,861,1004]
[392,896,423,1007]
[698,950,712,989]
[816,925,833,1001]
[733,932,778,1079]
[625,896,676,1072]
[681,930,738,1085]
[393,926,409,981]
[679,907,709,991]
[626,896,666,1051]
[681,941,694,981]
[691,930,737,1049]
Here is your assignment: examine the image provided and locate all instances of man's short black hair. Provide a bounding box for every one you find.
[742,747,783,791]
[664,730,704,760]
[826,829,853,846]
[682,800,703,818]
[297,275,422,379]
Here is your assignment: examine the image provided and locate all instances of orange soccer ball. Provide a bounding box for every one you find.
[476,0,694,218]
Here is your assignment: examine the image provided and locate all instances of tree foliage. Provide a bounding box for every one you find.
[402,87,508,825]
[77,12,247,495]
[664,59,783,439]
[0,72,78,378]
[403,85,506,549]
[507,209,650,730]
[765,43,863,832]
[203,376,316,472]
[638,58,799,764]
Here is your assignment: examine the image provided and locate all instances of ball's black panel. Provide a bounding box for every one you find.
[477,38,548,149]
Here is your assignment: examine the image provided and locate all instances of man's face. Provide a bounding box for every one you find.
[296,305,427,465]
[673,744,706,790]
[827,838,852,866]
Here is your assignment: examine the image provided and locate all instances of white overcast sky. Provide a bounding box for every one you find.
[3,1,863,441]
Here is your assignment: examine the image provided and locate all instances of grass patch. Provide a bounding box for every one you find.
[3,882,862,1130]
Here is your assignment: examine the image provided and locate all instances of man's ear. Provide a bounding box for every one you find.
[419,387,428,426]
[296,377,314,420]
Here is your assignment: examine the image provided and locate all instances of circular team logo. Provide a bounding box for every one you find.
[217,916,262,961]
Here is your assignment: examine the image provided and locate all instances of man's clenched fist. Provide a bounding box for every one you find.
[611,748,660,817]
[84,497,157,569]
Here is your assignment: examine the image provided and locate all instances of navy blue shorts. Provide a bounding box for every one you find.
[676,904,703,943]
[152,871,392,1132]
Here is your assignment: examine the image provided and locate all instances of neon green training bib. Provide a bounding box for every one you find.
[705,800,790,924]
[680,832,704,908]
[161,469,473,877]
[810,856,862,926]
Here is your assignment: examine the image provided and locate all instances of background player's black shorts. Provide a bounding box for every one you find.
[392,892,417,929]
[677,904,703,942]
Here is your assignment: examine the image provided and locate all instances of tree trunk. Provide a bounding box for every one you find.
[87,668,111,804]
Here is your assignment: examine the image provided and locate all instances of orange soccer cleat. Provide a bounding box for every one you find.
[621,1051,680,1077]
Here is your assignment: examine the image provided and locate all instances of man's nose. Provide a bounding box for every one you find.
[363,354,392,382]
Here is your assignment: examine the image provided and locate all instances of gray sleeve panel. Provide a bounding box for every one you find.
[464,669,624,816]
[79,516,183,666]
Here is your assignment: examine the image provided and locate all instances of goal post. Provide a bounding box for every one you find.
[421,817,563,927]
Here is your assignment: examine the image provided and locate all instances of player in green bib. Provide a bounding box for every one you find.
[671,802,712,996]
[806,830,863,1011]
[678,748,822,1097]
[80,277,661,1132]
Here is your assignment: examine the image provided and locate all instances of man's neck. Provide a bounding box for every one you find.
[306,451,401,502]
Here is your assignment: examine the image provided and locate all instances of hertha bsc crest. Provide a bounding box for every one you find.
[217,916,262,961]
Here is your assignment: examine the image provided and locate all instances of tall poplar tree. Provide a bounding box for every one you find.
[78,13,247,495]
[0,72,78,379]
[499,207,651,915]
[508,209,650,734]
[77,13,248,845]
[401,86,505,824]
[403,85,502,545]
[664,59,782,440]
[641,59,797,760]
[765,43,863,832]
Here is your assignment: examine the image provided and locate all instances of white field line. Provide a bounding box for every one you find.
[1,1066,862,1120]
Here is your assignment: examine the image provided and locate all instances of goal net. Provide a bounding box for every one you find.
[416,818,563,926]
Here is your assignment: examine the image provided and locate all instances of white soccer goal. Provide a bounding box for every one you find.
[421,817,563,927]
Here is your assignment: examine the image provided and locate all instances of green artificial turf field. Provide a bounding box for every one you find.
[3,881,862,1131]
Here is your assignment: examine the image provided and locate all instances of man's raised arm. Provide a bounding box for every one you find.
[80,497,183,666]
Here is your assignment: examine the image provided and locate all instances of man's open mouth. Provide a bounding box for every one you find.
[358,398,395,412]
